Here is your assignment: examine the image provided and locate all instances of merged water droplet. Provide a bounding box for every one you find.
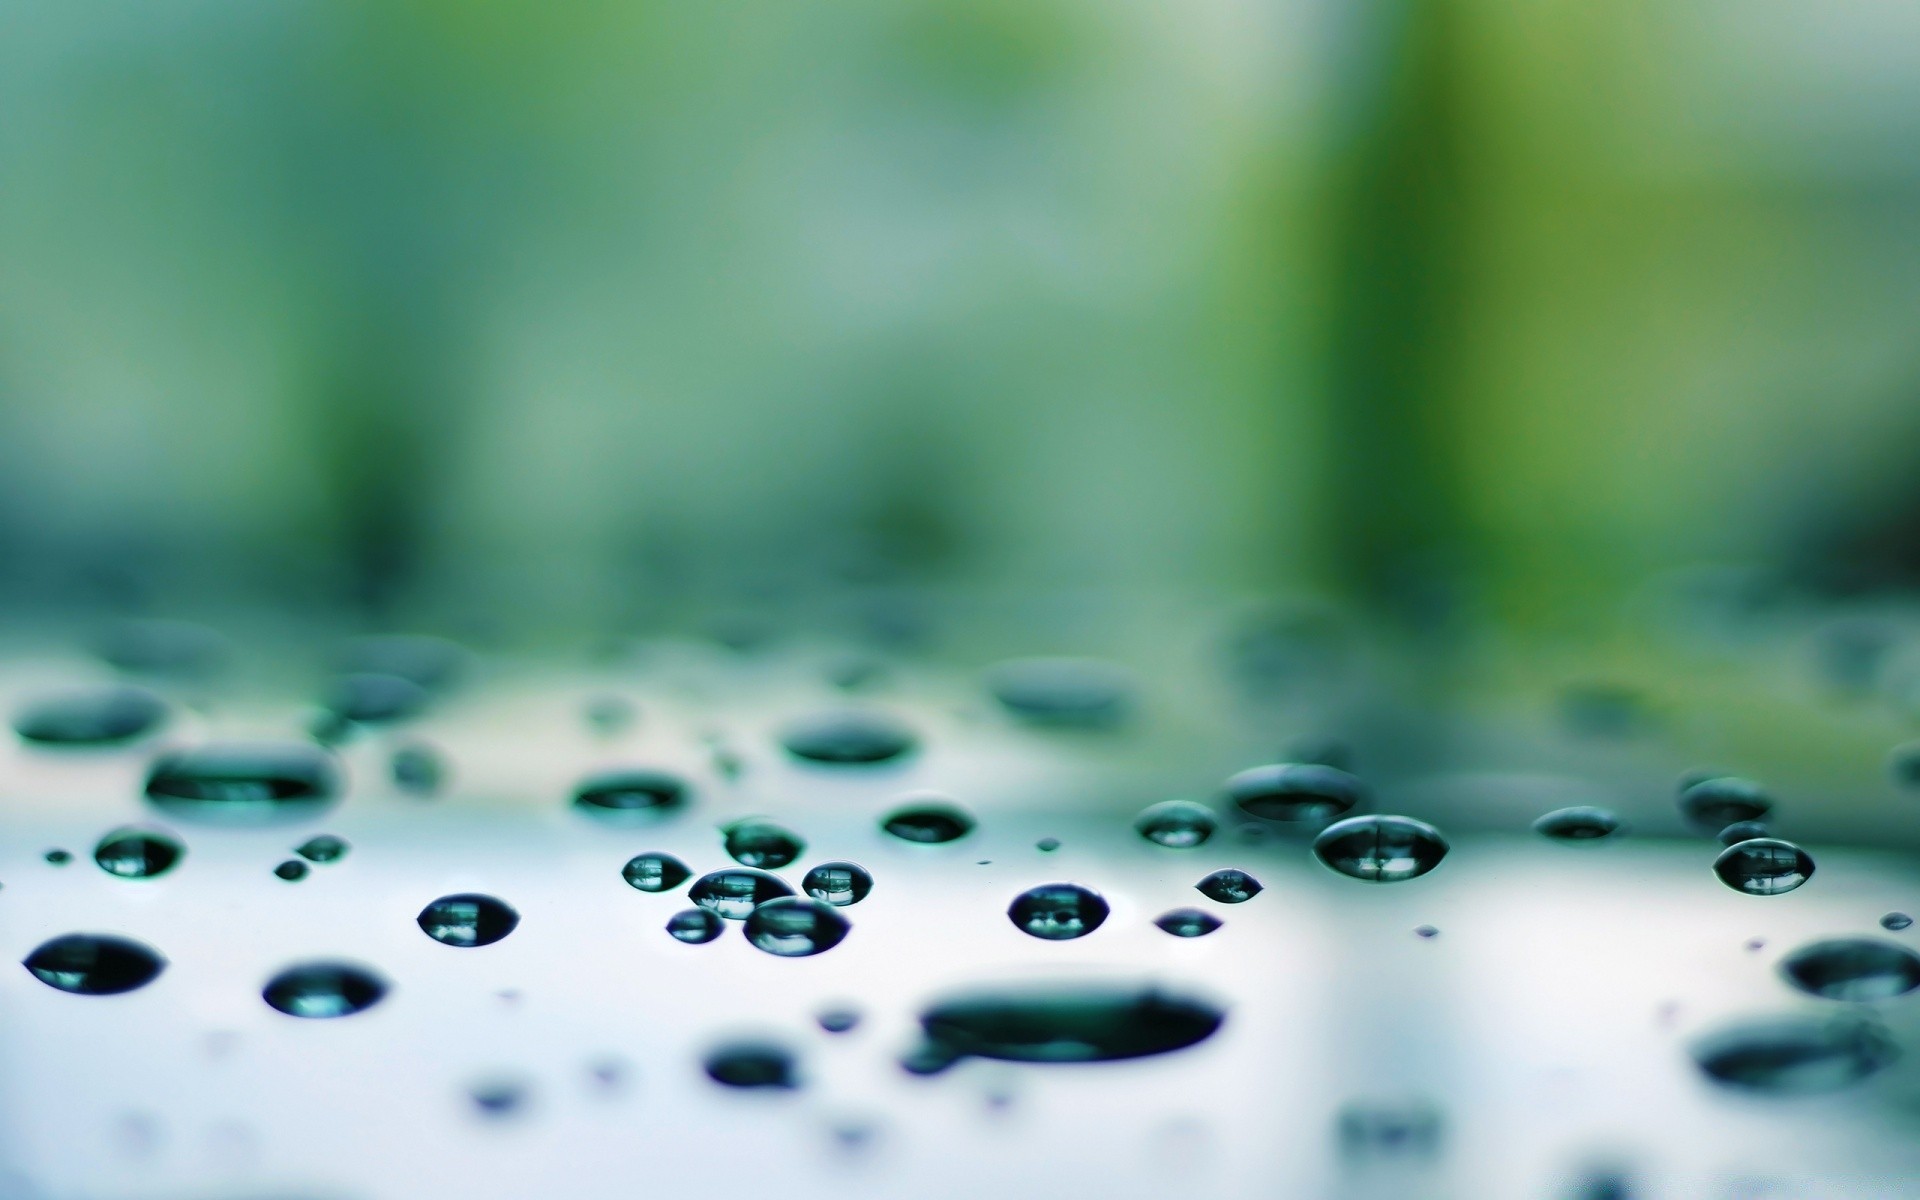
[881,801,975,844]
[1195,869,1263,903]
[1691,1014,1896,1093]
[13,685,167,747]
[1882,912,1912,931]
[295,835,348,864]
[1717,820,1770,846]
[262,962,387,1018]
[723,818,806,869]
[324,673,428,726]
[145,742,339,824]
[1712,838,1814,896]
[417,894,520,947]
[666,909,723,943]
[689,868,794,920]
[984,658,1132,728]
[572,769,688,821]
[1678,776,1772,830]
[1780,938,1920,1001]
[621,852,691,893]
[23,934,165,995]
[391,743,445,796]
[93,828,183,879]
[273,860,308,881]
[744,897,850,957]
[1133,800,1217,848]
[905,985,1225,1074]
[802,861,873,906]
[705,1042,798,1089]
[1227,763,1366,823]
[1155,908,1222,937]
[1312,816,1449,883]
[1532,806,1624,842]
[1007,884,1109,940]
[781,711,916,765]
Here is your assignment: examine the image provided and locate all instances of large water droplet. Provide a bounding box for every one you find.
[23,934,165,995]
[985,658,1132,728]
[1133,800,1217,848]
[1712,838,1814,896]
[417,894,520,947]
[1691,1014,1896,1093]
[96,618,228,678]
[1717,820,1770,846]
[689,868,794,920]
[1313,816,1449,883]
[336,634,465,693]
[295,835,348,864]
[1532,806,1624,842]
[391,743,445,796]
[667,909,723,943]
[572,769,688,821]
[723,818,805,869]
[781,711,916,765]
[262,962,387,1018]
[93,828,183,879]
[745,897,850,957]
[1678,776,1772,829]
[1195,869,1263,903]
[705,1042,798,1089]
[1155,908,1222,937]
[1227,763,1365,823]
[882,800,975,844]
[622,852,691,893]
[1780,938,1920,1001]
[324,673,428,725]
[144,742,339,824]
[907,985,1224,1073]
[13,685,166,746]
[1007,884,1109,940]
[802,861,873,906]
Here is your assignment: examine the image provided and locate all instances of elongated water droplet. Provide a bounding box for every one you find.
[391,743,445,796]
[802,861,873,906]
[1717,820,1770,846]
[1195,869,1263,903]
[1533,806,1624,842]
[572,769,688,821]
[13,685,166,746]
[1883,912,1912,931]
[622,852,690,893]
[324,673,427,726]
[667,909,723,943]
[882,800,975,844]
[1712,838,1814,896]
[745,897,850,957]
[1313,816,1449,883]
[1691,1014,1895,1093]
[23,934,165,995]
[723,818,805,869]
[1133,800,1217,848]
[44,848,71,865]
[1155,908,1222,937]
[262,962,387,1018]
[705,1042,797,1089]
[93,828,183,879]
[145,742,339,824]
[273,859,308,881]
[907,985,1224,1073]
[689,868,794,920]
[417,894,520,947]
[1678,776,1772,829]
[1780,938,1920,1000]
[295,835,348,864]
[985,658,1132,728]
[1007,884,1109,939]
[781,711,916,765]
[336,635,465,692]
[1227,763,1365,823]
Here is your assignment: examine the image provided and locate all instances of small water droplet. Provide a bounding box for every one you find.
[1007,883,1109,939]
[802,861,873,906]
[585,695,635,735]
[324,673,428,725]
[1133,800,1217,848]
[469,1079,529,1118]
[881,800,975,844]
[1154,908,1222,937]
[818,1007,861,1033]
[1414,925,1440,939]
[704,1042,798,1089]
[1712,838,1814,896]
[1745,937,1766,952]
[723,818,806,869]
[621,852,691,893]
[1336,1099,1443,1160]
[985,658,1132,728]
[689,868,794,919]
[145,742,339,824]
[1227,763,1366,823]
[336,634,465,692]
[13,685,166,746]
[1717,820,1771,846]
[1532,806,1624,842]
[781,710,916,765]
[295,835,348,864]
[1195,869,1263,903]
[1882,912,1912,931]
[572,769,688,821]
[1678,776,1772,830]
[22,934,165,995]
[1691,1014,1895,1093]
[1036,837,1060,852]
[588,1056,629,1091]
[744,897,850,957]
[44,848,73,866]
[272,860,308,881]
[666,908,723,943]
[417,894,520,947]
[1780,938,1920,1000]
[906,985,1224,1073]
[92,828,183,879]
[1313,816,1449,883]
[391,743,445,796]
[262,962,387,1018]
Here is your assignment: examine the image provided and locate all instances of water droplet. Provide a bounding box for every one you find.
[96,618,227,678]
[1745,937,1766,952]
[1712,838,1814,896]
[985,658,1132,728]
[1336,1099,1443,1160]
[1532,806,1624,842]
[1312,816,1449,883]
[144,742,339,824]
[1154,908,1222,937]
[1414,924,1440,939]
[1678,776,1772,829]
[781,711,916,765]
[1133,800,1217,848]
[1717,820,1771,846]
[1780,938,1920,1000]
[336,634,465,692]
[818,1007,861,1033]
[744,897,850,957]
[1692,1014,1895,1093]
[723,818,806,869]
[1227,763,1366,823]
[1195,869,1263,903]
[295,835,348,864]
[881,800,975,844]
[469,1080,529,1118]
[704,1042,798,1089]
[44,848,72,865]
[273,860,308,881]
[1036,837,1060,852]
[23,934,165,995]
[13,685,166,746]
[1007,883,1109,939]
[621,852,691,893]
[417,894,520,947]
[262,962,387,1018]
[906,985,1224,1073]
[666,909,723,943]
[324,673,427,726]
[572,769,688,821]
[93,828,183,879]
[1883,912,1912,931]
[689,868,794,920]
[1887,741,1920,791]
[585,695,635,735]
[391,743,445,796]
[802,861,873,906]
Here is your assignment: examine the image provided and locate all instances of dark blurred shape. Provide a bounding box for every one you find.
[13,684,166,746]
[1336,1097,1443,1160]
